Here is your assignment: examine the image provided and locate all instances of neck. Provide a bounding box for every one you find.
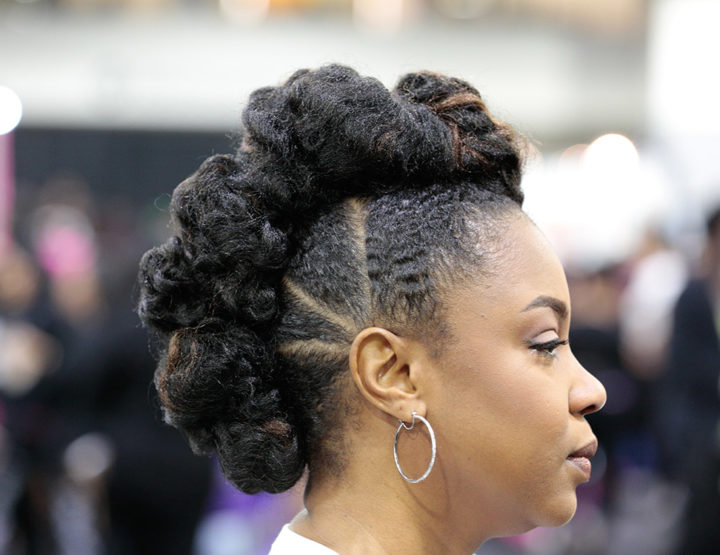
[290,459,487,554]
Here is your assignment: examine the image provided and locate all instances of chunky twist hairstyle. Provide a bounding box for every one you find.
[137,65,524,494]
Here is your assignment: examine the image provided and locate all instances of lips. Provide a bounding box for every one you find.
[568,438,598,460]
[566,438,598,481]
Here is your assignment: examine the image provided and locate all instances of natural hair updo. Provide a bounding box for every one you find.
[137,64,524,494]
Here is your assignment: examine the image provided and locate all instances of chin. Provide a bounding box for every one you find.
[538,492,578,528]
[487,489,579,541]
[494,496,577,540]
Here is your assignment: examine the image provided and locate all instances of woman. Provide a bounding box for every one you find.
[137,65,606,554]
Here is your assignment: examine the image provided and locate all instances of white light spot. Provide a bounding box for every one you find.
[583,133,639,175]
[0,86,22,135]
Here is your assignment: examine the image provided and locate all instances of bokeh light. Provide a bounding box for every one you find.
[0,86,22,135]
[583,133,639,176]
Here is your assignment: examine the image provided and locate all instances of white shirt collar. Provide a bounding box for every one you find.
[268,524,338,554]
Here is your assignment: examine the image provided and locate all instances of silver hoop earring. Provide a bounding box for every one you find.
[393,411,436,484]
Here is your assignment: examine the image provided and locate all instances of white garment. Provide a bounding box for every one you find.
[268,524,338,554]
[619,249,687,366]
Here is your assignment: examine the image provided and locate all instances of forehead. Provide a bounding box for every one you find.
[447,214,569,322]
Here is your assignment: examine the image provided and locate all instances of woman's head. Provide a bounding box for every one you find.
[137,64,604,537]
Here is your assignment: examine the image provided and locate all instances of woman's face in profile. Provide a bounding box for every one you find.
[424,213,606,536]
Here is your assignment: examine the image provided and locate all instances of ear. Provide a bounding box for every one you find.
[349,327,427,422]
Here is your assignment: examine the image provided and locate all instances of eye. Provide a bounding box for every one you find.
[526,338,569,358]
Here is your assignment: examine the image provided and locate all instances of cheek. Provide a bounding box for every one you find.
[441,348,568,445]
[433,351,574,517]
[470,363,569,470]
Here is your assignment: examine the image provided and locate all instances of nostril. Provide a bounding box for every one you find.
[573,363,607,416]
[578,385,607,416]
[570,384,606,417]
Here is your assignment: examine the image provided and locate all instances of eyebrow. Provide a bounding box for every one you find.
[521,295,568,321]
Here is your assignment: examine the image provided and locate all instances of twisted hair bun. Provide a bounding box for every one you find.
[138,154,301,493]
[137,64,523,494]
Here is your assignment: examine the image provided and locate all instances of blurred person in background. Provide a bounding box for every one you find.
[0,244,61,554]
[657,204,720,552]
[620,229,688,381]
[1,180,213,554]
[565,232,690,553]
[0,245,58,398]
[566,265,626,491]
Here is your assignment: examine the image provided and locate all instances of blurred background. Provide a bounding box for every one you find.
[1,0,719,553]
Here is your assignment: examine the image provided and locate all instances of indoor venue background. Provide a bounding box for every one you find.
[1,1,719,553]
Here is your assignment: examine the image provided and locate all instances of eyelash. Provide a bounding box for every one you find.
[527,338,569,357]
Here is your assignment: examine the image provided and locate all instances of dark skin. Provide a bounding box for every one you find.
[291,213,607,554]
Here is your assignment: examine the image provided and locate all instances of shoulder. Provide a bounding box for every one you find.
[268,524,338,555]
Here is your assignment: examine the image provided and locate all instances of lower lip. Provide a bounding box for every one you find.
[567,456,592,480]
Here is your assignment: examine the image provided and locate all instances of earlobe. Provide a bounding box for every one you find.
[349,327,426,420]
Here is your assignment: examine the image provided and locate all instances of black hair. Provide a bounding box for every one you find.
[137,65,524,494]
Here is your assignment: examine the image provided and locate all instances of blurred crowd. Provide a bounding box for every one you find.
[0,169,719,555]
[557,213,720,555]
[0,175,301,554]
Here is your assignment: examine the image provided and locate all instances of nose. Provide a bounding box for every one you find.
[568,356,607,417]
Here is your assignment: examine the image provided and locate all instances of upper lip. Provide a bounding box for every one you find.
[568,438,598,459]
